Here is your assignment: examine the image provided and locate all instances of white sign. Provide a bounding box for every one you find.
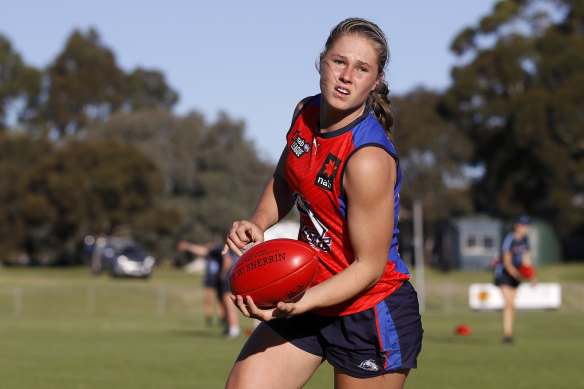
[469,283,562,310]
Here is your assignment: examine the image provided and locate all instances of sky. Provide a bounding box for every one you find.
[0,0,498,162]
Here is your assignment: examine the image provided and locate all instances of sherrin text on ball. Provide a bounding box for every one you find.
[228,239,319,308]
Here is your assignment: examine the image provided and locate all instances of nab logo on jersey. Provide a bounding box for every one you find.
[290,134,310,158]
[314,153,341,191]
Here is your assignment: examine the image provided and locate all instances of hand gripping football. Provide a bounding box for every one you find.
[229,239,319,308]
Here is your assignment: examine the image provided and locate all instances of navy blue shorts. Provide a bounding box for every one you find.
[217,275,230,296]
[204,273,217,288]
[266,281,423,379]
[495,270,520,288]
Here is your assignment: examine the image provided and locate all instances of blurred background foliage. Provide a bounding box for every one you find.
[0,0,582,266]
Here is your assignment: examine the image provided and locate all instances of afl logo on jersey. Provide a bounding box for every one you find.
[290,135,310,158]
[314,153,341,192]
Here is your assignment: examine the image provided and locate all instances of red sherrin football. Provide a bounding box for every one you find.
[229,238,319,308]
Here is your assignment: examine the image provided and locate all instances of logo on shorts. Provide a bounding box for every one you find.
[314,153,341,191]
[359,359,380,372]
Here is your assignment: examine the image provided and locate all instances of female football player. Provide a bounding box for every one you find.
[494,215,533,343]
[224,17,423,389]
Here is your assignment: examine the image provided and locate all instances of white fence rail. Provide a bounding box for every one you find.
[0,285,203,317]
[1,282,583,317]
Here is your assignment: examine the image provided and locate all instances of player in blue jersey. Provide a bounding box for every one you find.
[494,215,532,343]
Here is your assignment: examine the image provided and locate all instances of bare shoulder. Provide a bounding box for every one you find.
[344,147,396,191]
[345,146,396,176]
[292,96,313,119]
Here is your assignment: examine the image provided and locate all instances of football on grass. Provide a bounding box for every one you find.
[229,238,319,308]
[455,324,471,336]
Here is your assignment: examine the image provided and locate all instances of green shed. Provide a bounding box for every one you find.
[442,215,503,271]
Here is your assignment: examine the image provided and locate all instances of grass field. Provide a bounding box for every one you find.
[1,264,583,388]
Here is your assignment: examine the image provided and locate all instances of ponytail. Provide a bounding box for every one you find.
[367,80,394,141]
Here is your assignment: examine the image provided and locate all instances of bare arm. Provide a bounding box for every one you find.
[237,147,396,319]
[522,251,532,266]
[177,241,210,257]
[502,251,521,280]
[225,148,294,255]
[225,98,309,256]
[252,148,295,233]
[219,251,234,278]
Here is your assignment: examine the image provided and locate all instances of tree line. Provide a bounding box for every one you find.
[0,28,273,265]
[0,0,582,265]
[395,0,584,260]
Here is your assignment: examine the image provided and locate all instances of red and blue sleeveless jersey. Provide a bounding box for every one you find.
[285,94,410,316]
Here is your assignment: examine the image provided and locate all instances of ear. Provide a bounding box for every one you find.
[317,53,325,74]
[372,72,384,91]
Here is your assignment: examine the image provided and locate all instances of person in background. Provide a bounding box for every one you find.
[494,215,532,344]
[178,240,240,339]
[184,241,224,327]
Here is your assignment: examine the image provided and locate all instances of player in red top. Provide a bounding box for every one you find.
[225,18,423,389]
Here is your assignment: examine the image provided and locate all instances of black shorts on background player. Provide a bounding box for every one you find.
[495,270,520,288]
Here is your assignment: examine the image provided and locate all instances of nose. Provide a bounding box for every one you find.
[338,67,353,84]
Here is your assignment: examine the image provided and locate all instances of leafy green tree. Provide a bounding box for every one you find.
[190,112,274,236]
[89,109,274,243]
[133,204,183,263]
[0,134,53,262]
[124,68,179,111]
[41,28,178,137]
[12,140,163,263]
[440,0,584,239]
[394,88,473,221]
[0,35,42,131]
[1,28,275,263]
[393,88,473,266]
[43,28,125,136]
[88,110,204,194]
